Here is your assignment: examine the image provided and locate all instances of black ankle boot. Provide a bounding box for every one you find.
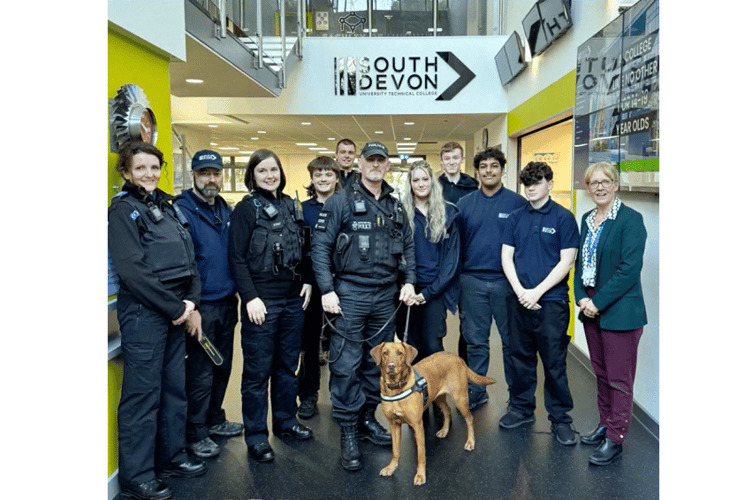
[588,437,623,466]
[580,424,607,445]
[358,407,391,446]
[340,424,362,471]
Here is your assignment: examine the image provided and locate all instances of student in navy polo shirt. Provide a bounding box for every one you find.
[456,147,527,411]
[500,161,580,445]
[297,156,340,419]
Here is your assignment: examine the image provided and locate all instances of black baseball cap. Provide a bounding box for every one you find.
[361,141,389,158]
[191,150,223,171]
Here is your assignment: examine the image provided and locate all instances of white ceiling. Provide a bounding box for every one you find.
[169,35,501,157]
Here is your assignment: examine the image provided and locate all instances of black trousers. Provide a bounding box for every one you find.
[117,290,189,487]
[185,297,238,443]
[395,290,446,364]
[328,281,398,425]
[506,296,574,423]
[240,295,304,446]
[297,285,325,402]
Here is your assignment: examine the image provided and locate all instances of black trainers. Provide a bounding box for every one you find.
[188,436,220,458]
[209,420,244,437]
[298,398,318,419]
[340,424,362,471]
[499,409,535,429]
[468,391,489,411]
[358,408,391,446]
[552,422,578,445]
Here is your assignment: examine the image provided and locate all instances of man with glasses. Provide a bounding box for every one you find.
[311,141,416,472]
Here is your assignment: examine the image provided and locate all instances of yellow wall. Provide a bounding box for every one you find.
[108,29,175,202]
[108,27,174,478]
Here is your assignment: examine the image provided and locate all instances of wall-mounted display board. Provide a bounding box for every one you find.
[573,0,659,192]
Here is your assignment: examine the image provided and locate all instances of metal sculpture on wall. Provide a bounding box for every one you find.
[109,83,158,152]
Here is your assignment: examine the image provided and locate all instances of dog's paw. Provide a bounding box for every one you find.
[380,463,398,477]
[464,440,475,451]
[436,428,449,439]
[413,472,426,486]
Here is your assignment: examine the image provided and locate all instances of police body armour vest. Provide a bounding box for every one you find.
[245,193,304,275]
[333,187,405,275]
[114,192,195,282]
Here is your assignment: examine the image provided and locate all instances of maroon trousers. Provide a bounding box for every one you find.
[583,290,643,445]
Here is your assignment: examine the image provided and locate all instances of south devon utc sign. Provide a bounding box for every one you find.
[334,52,476,101]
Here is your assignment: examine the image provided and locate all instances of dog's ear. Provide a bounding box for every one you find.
[406,344,419,365]
[370,343,384,365]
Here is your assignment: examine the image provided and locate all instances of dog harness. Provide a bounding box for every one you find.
[380,368,428,406]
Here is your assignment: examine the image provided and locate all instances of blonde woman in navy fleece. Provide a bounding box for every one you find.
[397,160,460,363]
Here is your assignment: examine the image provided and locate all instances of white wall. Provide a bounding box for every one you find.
[502,0,623,110]
[108,0,186,61]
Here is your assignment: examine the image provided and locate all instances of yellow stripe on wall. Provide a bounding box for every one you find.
[108,27,175,477]
[507,70,576,136]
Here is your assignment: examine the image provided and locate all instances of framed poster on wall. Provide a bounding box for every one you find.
[573,0,659,192]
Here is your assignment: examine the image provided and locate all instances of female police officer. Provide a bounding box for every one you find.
[228,149,313,463]
[108,141,206,500]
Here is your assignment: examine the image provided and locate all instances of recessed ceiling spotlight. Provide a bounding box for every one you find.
[404,122,415,125]
[309,147,327,151]
[210,142,218,146]
[218,147,239,150]
[251,137,259,140]
[328,137,336,141]
[301,122,312,125]
[404,137,411,141]
[374,131,383,134]
[257,131,266,134]
[208,124,218,128]
[186,79,204,84]
[296,143,318,146]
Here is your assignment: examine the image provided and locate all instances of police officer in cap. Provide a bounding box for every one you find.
[311,141,416,472]
[174,150,243,460]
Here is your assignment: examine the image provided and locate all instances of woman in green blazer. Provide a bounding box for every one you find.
[574,162,647,467]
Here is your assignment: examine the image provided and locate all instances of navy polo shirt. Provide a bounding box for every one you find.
[502,198,580,301]
[457,186,527,281]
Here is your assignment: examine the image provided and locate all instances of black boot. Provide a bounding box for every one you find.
[588,437,623,466]
[340,424,362,471]
[580,424,607,445]
[358,407,391,446]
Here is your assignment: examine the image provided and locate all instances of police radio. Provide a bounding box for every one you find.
[273,241,284,273]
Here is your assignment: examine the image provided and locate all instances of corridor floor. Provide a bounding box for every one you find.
[117,315,659,500]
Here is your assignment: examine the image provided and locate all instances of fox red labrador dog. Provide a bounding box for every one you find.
[370,341,496,485]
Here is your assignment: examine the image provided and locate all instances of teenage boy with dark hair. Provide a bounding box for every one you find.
[500,161,580,445]
[297,156,340,419]
[456,147,527,411]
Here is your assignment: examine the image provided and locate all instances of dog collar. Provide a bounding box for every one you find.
[381,368,428,405]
